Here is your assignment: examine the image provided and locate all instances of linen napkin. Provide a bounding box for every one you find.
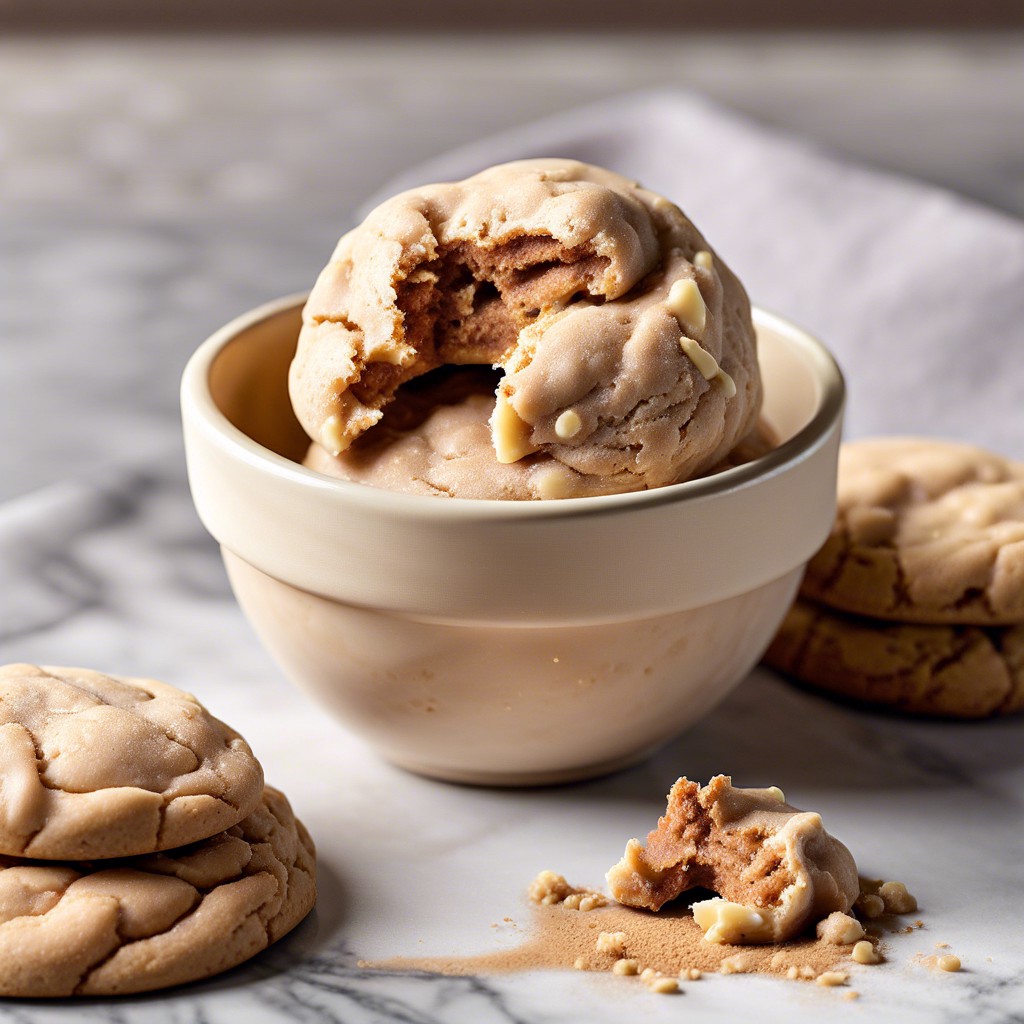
[368,90,1024,457]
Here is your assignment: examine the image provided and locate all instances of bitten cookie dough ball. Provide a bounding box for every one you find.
[800,438,1024,625]
[0,664,264,860]
[0,787,315,997]
[606,776,858,943]
[291,159,760,497]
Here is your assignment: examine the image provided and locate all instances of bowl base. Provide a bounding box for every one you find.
[384,746,659,788]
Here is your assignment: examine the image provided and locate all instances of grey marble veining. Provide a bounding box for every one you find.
[2,35,1024,1024]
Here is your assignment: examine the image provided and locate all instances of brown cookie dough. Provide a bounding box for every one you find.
[0,786,315,997]
[0,664,264,860]
[606,776,858,944]
[764,597,1024,718]
[800,438,1024,625]
[290,159,760,496]
[304,366,777,501]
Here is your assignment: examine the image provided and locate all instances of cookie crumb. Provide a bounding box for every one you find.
[596,931,627,956]
[720,953,757,975]
[844,990,861,1001]
[573,956,588,971]
[612,958,639,976]
[528,870,572,905]
[680,967,702,980]
[817,912,865,945]
[640,968,679,994]
[815,971,848,987]
[878,881,917,915]
[855,893,885,919]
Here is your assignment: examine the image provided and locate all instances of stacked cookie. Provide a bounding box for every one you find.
[765,438,1024,718]
[0,663,316,997]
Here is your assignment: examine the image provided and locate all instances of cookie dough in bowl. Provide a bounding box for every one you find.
[181,158,845,785]
[291,159,760,497]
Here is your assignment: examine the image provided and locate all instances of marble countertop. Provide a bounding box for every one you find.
[2,33,1023,1023]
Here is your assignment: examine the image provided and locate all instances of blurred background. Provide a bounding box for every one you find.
[2,3,1023,500]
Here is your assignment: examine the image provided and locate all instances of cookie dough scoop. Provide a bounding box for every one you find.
[0,664,265,860]
[606,776,858,943]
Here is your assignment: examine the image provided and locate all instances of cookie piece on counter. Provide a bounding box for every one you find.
[0,786,315,997]
[606,776,858,943]
[800,438,1024,625]
[764,598,1024,718]
[0,664,264,859]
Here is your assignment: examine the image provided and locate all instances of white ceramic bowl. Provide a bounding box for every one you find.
[181,295,844,786]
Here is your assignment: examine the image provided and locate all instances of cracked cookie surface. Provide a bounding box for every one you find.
[0,785,315,997]
[606,776,858,944]
[291,158,760,497]
[764,597,1024,718]
[801,438,1024,624]
[0,664,264,860]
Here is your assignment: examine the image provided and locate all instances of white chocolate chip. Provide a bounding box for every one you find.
[554,408,582,440]
[679,336,736,397]
[667,278,707,336]
[320,414,348,456]
[534,465,576,501]
[492,390,538,464]
[766,786,786,804]
[852,940,881,965]
[612,958,639,976]
[937,954,961,973]
[693,250,714,270]
[717,369,737,397]
[680,335,720,380]
[693,898,771,944]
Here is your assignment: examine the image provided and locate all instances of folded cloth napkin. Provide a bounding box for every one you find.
[367,90,1024,458]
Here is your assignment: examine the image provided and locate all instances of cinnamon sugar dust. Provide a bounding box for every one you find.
[361,896,854,983]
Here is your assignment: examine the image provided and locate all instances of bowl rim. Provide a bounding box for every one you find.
[181,293,844,522]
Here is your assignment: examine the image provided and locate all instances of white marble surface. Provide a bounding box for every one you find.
[2,35,1024,1023]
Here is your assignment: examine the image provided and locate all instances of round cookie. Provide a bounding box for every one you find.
[0,786,315,997]
[764,598,1024,718]
[290,158,761,495]
[0,664,264,859]
[801,438,1024,625]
